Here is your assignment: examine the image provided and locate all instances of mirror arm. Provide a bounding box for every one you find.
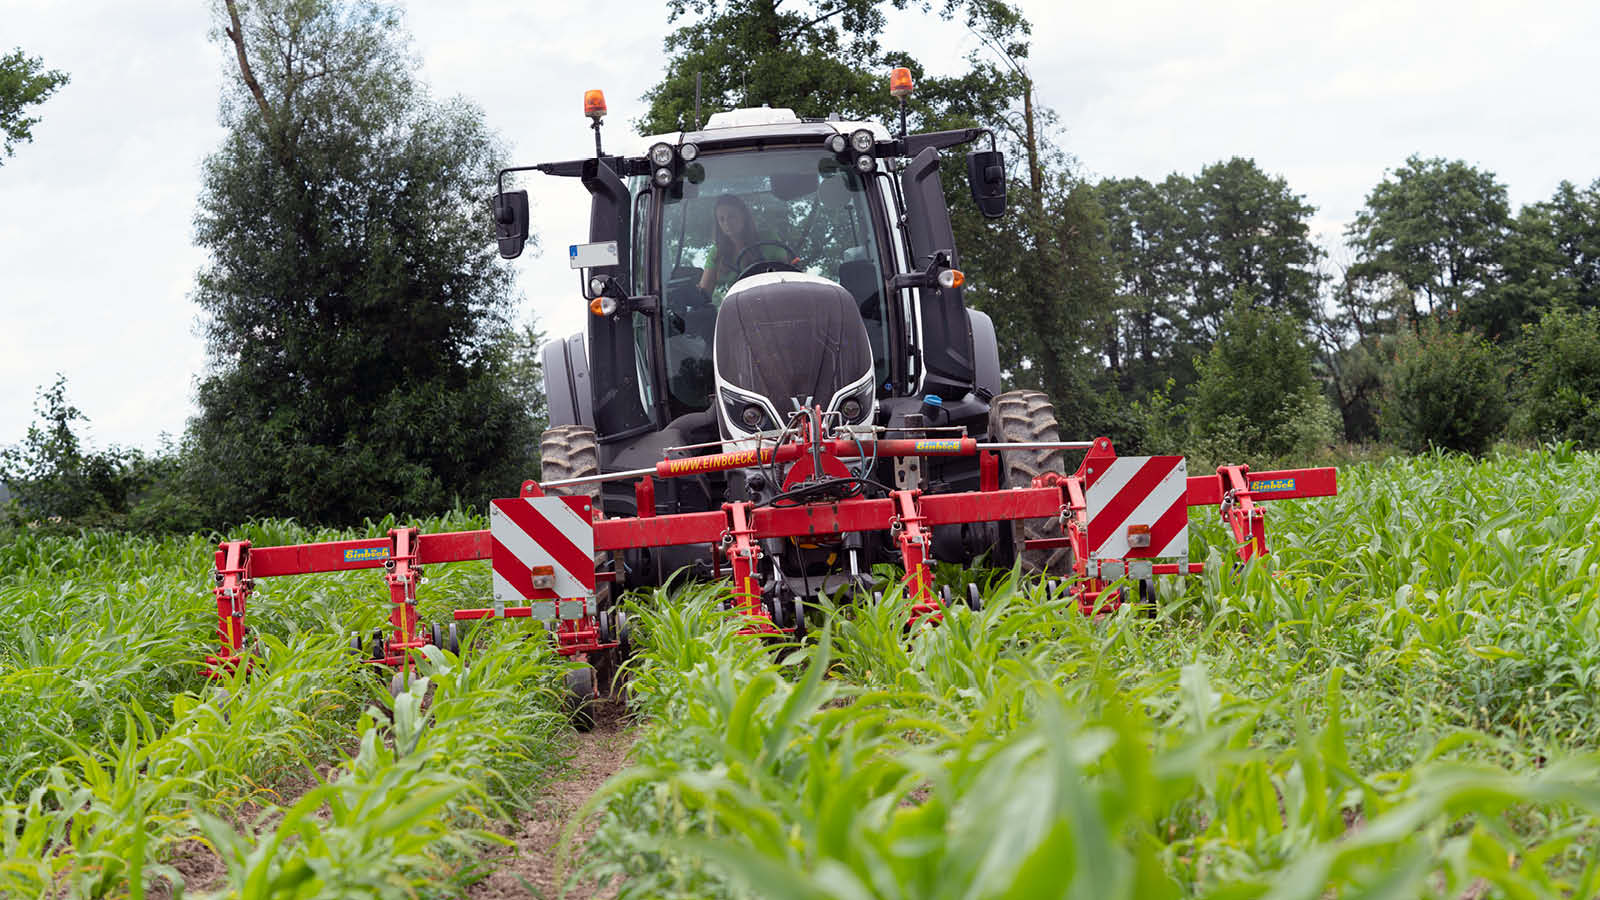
[889,251,955,291]
[882,127,993,159]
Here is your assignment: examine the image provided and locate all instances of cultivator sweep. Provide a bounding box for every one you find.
[203,407,1336,707]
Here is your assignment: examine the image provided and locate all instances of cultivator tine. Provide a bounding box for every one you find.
[722,501,782,634]
[381,527,425,683]
[889,489,942,627]
[204,539,253,676]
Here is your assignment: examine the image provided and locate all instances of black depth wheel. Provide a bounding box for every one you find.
[790,594,808,639]
[565,667,597,732]
[986,390,1072,576]
[966,583,984,612]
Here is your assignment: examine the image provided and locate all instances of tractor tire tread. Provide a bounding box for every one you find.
[539,425,612,611]
[988,390,1072,575]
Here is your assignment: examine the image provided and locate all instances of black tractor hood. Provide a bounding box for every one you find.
[714,273,873,415]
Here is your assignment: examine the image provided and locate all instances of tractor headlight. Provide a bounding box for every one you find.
[648,142,675,167]
[720,387,776,434]
[849,129,874,153]
[826,133,848,154]
[829,376,875,425]
[653,166,674,187]
[854,154,876,174]
[678,142,699,162]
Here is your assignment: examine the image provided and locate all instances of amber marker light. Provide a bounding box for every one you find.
[889,67,914,98]
[937,268,965,289]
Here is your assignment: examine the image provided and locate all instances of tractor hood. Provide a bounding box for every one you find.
[713,272,874,438]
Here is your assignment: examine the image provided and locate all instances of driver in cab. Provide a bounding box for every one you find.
[697,194,793,298]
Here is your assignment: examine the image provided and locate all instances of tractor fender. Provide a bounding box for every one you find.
[968,308,1001,401]
[541,333,593,428]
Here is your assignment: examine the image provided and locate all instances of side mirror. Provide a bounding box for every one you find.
[965,149,1006,219]
[492,190,529,259]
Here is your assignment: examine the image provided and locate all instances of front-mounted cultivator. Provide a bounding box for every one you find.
[203,405,1336,716]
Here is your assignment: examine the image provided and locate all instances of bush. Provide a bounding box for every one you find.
[1184,298,1338,465]
[0,378,202,533]
[1510,307,1600,447]
[1381,321,1508,455]
[1,377,138,527]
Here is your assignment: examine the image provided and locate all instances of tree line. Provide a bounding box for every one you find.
[4,0,1598,533]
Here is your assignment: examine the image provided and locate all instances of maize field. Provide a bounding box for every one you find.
[5,446,1600,898]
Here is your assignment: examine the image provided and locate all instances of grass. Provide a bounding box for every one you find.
[8,445,1600,897]
[0,511,573,899]
[575,444,1600,899]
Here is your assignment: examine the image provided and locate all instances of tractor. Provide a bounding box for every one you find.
[494,75,1060,618]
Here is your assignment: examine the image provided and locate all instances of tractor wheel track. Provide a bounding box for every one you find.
[470,699,635,899]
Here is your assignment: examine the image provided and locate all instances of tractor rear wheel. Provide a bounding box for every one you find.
[986,390,1072,576]
[541,425,618,692]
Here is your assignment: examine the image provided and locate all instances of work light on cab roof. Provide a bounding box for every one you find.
[194,63,1342,744]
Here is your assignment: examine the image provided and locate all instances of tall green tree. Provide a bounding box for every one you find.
[1346,155,1512,335]
[1095,176,1189,396]
[961,172,1119,435]
[0,47,69,164]
[1094,160,1323,399]
[187,0,536,526]
[1542,179,1600,309]
[1176,158,1324,341]
[640,0,1029,136]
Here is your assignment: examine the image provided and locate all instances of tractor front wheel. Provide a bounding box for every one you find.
[986,390,1072,575]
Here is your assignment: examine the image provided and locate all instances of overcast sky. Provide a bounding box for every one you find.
[2,0,1596,452]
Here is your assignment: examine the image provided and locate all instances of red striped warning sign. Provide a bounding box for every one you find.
[490,496,596,602]
[1085,455,1188,560]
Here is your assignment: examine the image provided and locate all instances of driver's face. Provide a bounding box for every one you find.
[715,205,740,237]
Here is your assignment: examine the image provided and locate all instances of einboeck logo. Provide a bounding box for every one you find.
[1253,478,1296,493]
[344,547,388,562]
[913,439,963,454]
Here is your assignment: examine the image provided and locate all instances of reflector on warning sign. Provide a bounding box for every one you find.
[1085,455,1188,561]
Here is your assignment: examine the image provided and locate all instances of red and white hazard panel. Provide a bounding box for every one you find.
[489,496,596,621]
[1085,455,1189,563]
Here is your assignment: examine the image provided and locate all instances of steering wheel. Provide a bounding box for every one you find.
[733,240,804,280]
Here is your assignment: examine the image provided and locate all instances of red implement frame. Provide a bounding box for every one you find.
[203,433,1336,673]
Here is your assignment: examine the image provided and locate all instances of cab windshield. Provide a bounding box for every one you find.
[657,147,890,416]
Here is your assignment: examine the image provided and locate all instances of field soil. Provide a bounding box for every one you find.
[471,700,634,900]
